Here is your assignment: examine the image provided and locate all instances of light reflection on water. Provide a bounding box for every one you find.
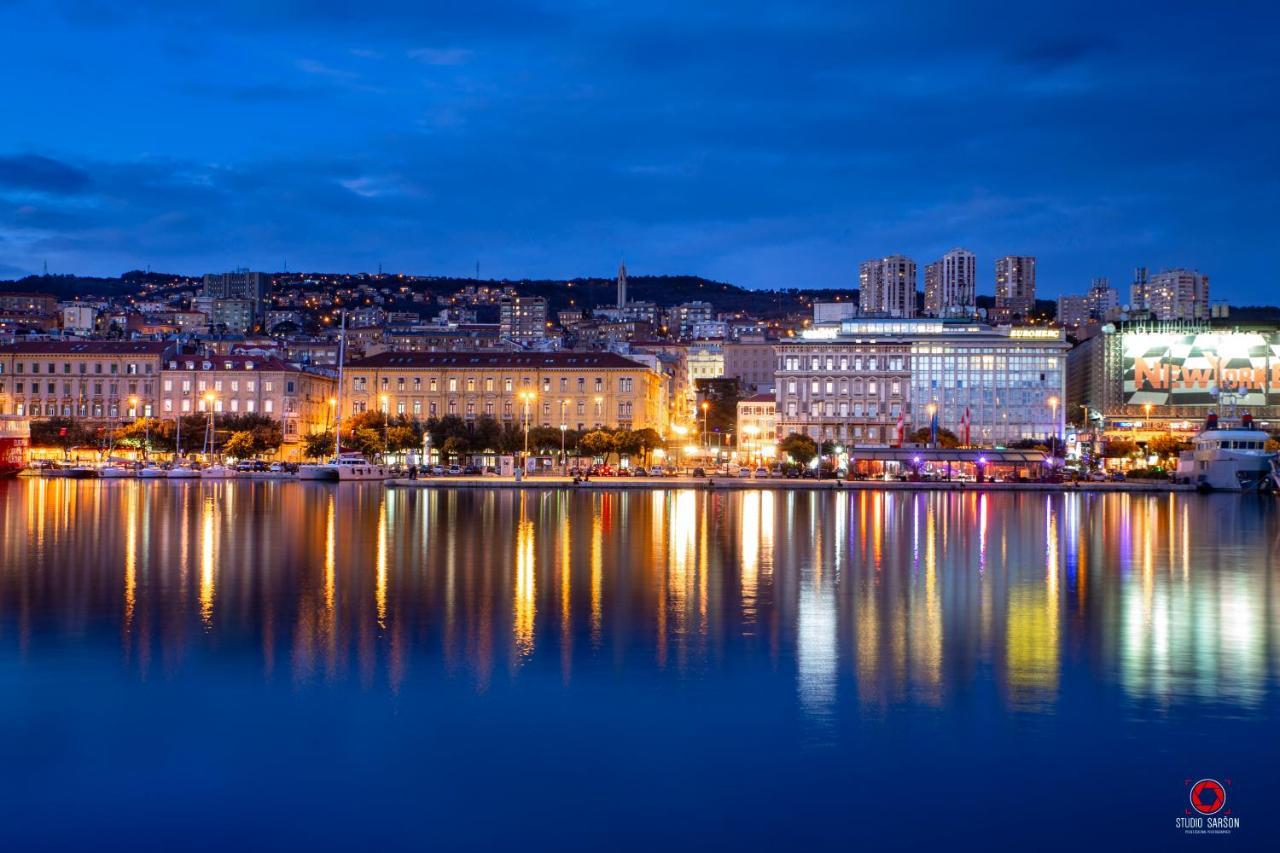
[2,480,1276,716]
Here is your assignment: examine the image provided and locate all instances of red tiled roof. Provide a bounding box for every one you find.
[0,341,173,356]
[743,393,776,403]
[350,351,649,370]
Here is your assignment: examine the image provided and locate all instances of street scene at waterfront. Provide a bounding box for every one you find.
[4,0,1280,847]
[1,479,1277,848]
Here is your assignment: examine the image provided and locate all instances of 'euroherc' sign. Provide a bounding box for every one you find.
[1122,331,1280,407]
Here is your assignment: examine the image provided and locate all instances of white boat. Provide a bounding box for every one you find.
[333,452,392,480]
[297,462,339,481]
[99,465,136,479]
[139,465,168,479]
[1175,414,1276,492]
[167,465,202,479]
[199,464,239,479]
[60,465,98,479]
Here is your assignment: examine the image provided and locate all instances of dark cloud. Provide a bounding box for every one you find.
[0,154,92,194]
[1010,35,1114,71]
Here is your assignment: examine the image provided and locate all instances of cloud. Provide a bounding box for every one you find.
[408,47,471,65]
[0,154,92,194]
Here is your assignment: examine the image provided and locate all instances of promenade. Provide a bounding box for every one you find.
[385,475,1192,493]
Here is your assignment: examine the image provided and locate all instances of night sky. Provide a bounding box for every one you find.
[1,1,1276,302]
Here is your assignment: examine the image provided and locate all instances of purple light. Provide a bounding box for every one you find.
[913,455,922,464]
[978,456,987,465]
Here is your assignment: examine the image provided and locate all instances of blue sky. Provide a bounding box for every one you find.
[0,1,1276,302]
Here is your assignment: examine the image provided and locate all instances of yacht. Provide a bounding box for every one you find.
[167,464,201,479]
[139,464,168,479]
[331,452,392,481]
[99,464,136,479]
[1175,413,1276,492]
[200,464,239,479]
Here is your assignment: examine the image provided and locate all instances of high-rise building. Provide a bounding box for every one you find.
[1142,269,1210,321]
[498,295,549,344]
[1056,295,1091,328]
[1087,277,1119,321]
[923,249,976,318]
[859,255,917,317]
[201,270,271,323]
[1129,267,1149,311]
[617,263,627,310]
[994,255,1036,322]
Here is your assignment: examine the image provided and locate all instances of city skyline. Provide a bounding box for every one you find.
[1,2,1277,301]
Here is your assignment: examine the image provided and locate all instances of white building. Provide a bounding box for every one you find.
[60,303,98,333]
[1134,268,1210,321]
[775,318,1067,447]
[923,248,977,318]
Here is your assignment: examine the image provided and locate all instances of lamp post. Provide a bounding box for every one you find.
[520,391,535,455]
[380,393,390,463]
[1047,395,1059,463]
[701,400,710,462]
[203,392,217,461]
[926,402,937,449]
[559,399,568,472]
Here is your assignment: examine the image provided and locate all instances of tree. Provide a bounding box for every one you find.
[1102,439,1139,458]
[631,428,663,463]
[1148,434,1191,458]
[779,432,818,467]
[907,426,960,449]
[441,435,468,461]
[579,429,616,462]
[223,431,257,460]
[694,377,742,438]
[303,431,334,460]
[613,429,644,461]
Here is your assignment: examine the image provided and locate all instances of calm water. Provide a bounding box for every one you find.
[1,479,1277,849]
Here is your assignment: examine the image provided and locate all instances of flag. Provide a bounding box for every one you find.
[961,408,971,446]
[929,407,938,447]
[895,412,904,447]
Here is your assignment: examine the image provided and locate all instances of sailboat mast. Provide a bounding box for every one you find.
[334,310,346,457]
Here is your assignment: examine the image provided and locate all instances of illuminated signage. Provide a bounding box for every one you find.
[1010,328,1061,340]
[1122,331,1280,407]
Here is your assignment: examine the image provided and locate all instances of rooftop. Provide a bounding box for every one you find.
[350,351,650,370]
[0,341,173,356]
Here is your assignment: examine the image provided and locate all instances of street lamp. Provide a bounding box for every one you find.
[559,399,568,472]
[519,391,536,455]
[128,395,148,461]
[379,393,390,462]
[701,400,710,459]
[203,392,217,460]
[926,402,937,448]
[1048,395,1060,459]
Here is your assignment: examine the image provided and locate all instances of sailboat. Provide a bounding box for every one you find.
[200,402,237,478]
[167,411,200,478]
[298,310,391,482]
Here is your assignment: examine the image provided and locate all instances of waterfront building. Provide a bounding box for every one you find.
[686,343,725,393]
[859,255,918,318]
[736,393,779,447]
[994,255,1036,322]
[1066,322,1280,434]
[343,351,669,434]
[159,354,336,455]
[498,295,549,344]
[923,248,977,318]
[777,318,1067,446]
[0,340,170,418]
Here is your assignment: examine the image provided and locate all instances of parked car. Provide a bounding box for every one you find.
[692,467,706,478]
[736,467,752,478]
[753,467,769,478]
[784,467,801,479]
[446,465,463,476]
[462,465,481,476]
[1109,471,1127,482]
[269,462,286,473]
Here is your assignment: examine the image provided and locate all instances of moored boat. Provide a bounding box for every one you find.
[1174,413,1276,492]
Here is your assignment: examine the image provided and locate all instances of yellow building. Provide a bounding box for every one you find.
[0,341,170,419]
[344,351,669,434]
[159,354,336,457]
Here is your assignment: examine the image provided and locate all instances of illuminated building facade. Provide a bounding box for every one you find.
[0,341,169,419]
[344,351,669,434]
[776,319,1067,446]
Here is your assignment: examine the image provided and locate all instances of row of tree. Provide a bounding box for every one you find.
[302,413,666,464]
[29,414,284,458]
